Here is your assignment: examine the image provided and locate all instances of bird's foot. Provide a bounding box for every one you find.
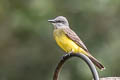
[61,51,73,60]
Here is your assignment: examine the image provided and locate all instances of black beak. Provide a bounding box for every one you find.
[48,19,56,23]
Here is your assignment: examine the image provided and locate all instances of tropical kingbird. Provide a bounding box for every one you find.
[48,16,105,70]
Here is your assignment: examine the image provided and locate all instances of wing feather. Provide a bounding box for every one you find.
[63,28,89,52]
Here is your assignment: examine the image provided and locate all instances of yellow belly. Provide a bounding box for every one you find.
[53,29,86,54]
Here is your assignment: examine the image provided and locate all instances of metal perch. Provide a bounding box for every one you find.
[53,53,99,80]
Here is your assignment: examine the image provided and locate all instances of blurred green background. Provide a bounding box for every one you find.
[0,0,120,80]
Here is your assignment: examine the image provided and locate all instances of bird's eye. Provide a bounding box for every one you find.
[56,20,63,23]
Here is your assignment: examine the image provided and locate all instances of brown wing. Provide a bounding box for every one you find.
[63,28,89,52]
[63,28,105,70]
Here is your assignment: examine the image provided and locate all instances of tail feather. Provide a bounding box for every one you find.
[88,55,105,71]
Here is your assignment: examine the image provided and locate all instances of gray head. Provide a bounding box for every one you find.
[48,16,69,29]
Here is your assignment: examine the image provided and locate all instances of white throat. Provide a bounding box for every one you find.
[52,23,69,29]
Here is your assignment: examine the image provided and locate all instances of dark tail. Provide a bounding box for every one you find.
[88,55,105,71]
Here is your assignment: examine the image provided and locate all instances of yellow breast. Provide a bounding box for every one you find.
[53,29,80,53]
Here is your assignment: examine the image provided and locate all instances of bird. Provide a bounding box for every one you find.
[48,16,105,70]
